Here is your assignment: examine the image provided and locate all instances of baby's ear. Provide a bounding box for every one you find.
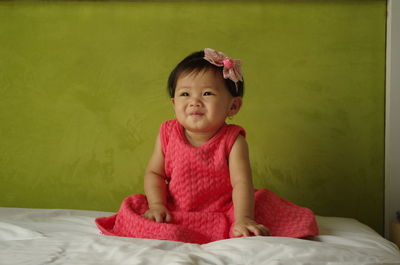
[228,97,243,117]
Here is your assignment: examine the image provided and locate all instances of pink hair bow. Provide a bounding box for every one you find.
[203,48,243,83]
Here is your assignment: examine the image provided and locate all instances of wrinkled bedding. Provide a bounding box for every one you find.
[0,207,399,265]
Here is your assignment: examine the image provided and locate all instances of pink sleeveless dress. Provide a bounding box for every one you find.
[95,120,318,244]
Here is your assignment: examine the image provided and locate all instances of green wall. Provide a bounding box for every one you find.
[0,0,386,234]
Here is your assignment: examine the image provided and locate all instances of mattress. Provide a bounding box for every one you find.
[0,207,399,265]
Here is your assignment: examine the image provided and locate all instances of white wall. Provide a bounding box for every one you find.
[385,0,400,239]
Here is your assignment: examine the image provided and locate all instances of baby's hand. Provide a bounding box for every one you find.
[233,217,271,237]
[142,203,172,223]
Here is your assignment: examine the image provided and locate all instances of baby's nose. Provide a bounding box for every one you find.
[189,98,202,107]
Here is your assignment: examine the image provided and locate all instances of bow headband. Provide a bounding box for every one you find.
[203,48,243,84]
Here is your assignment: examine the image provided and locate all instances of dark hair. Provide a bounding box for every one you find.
[167,51,244,98]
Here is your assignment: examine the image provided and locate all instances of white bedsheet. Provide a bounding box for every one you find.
[0,207,399,265]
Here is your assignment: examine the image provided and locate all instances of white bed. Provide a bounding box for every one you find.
[0,207,399,265]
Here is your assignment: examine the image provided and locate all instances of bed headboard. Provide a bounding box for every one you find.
[0,0,386,234]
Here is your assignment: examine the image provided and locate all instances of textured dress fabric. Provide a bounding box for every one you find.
[95,120,319,244]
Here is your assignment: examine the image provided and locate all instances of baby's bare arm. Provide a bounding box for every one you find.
[229,135,270,236]
[143,134,171,222]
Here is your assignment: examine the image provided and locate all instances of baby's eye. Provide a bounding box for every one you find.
[180,92,190,97]
[203,91,215,96]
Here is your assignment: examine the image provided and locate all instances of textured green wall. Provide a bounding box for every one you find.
[0,1,386,234]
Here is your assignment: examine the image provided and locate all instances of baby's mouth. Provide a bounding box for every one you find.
[189,112,204,116]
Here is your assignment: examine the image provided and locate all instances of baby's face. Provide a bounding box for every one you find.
[172,69,237,134]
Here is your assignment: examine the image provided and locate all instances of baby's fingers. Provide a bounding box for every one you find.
[155,211,172,223]
[143,211,162,222]
[247,225,261,236]
[260,225,271,236]
[142,212,155,222]
[165,212,172,222]
[233,226,250,237]
[248,224,271,236]
[154,213,164,223]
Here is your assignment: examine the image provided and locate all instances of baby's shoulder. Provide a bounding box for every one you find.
[223,124,247,154]
[159,120,180,146]
[225,123,246,138]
